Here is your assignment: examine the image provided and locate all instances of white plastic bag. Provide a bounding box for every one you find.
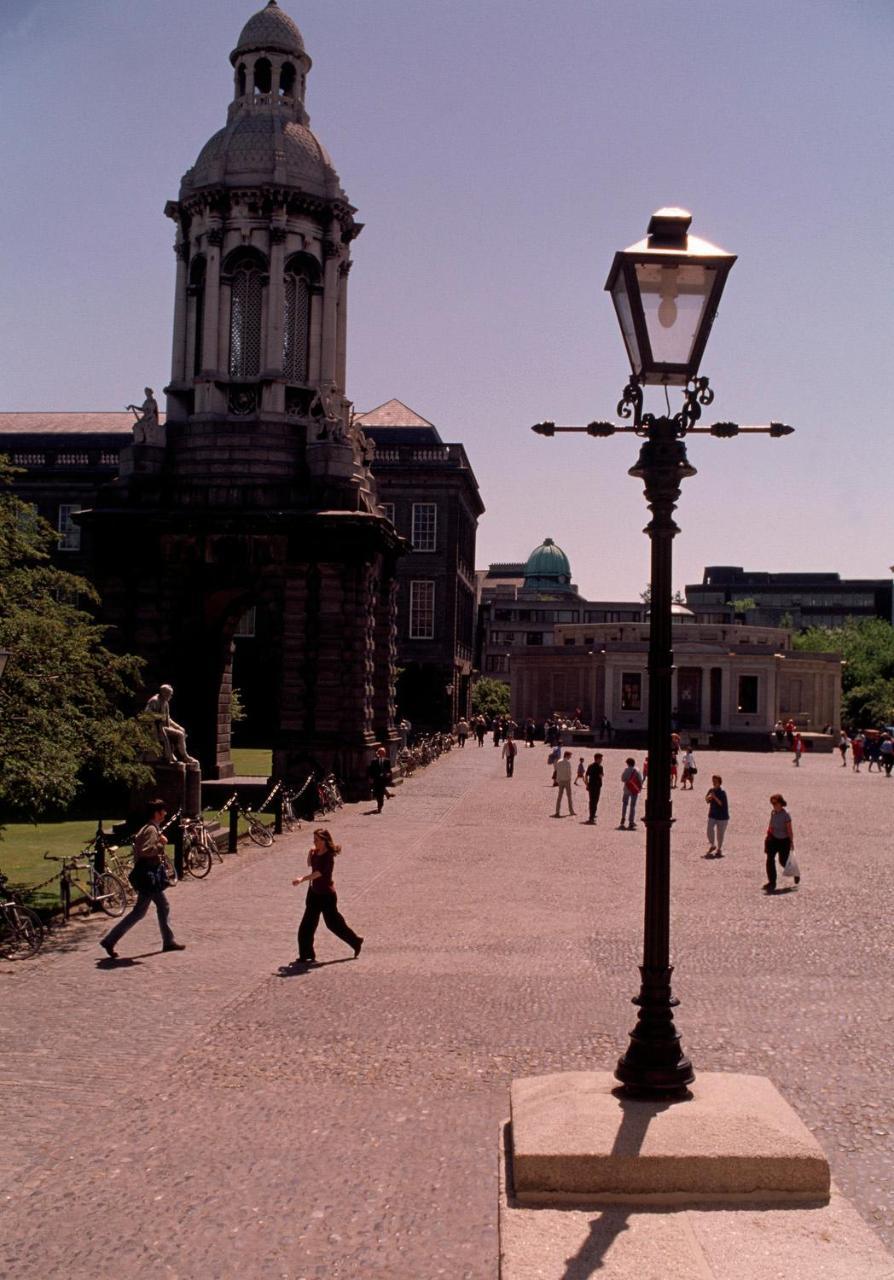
[781,852,800,879]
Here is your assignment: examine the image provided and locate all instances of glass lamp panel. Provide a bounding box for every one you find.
[634,262,716,367]
[610,273,642,373]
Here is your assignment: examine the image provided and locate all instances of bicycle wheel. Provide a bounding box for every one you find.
[248,817,274,847]
[183,836,212,878]
[0,905,44,959]
[95,872,128,917]
[281,803,297,832]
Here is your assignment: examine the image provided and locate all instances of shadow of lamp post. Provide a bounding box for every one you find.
[532,208,793,1097]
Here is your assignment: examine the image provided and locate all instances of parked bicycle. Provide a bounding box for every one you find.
[0,872,44,960]
[315,773,344,816]
[221,794,274,847]
[43,852,129,921]
[86,822,135,896]
[179,814,223,878]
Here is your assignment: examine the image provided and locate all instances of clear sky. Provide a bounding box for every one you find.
[2,0,891,598]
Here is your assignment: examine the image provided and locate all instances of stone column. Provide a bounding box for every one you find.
[308,288,323,384]
[320,229,341,385]
[335,258,351,391]
[202,225,224,374]
[266,225,287,373]
[170,238,190,384]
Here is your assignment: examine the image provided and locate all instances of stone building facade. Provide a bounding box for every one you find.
[355,400,483,728]
[509,620,842,745]
[74,3,404,795]
[476,538,646,681]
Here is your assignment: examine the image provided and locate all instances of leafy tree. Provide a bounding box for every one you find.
[471,676,510,720]
[0,459,154,817]
[640,586,686,605]
[793,618,894,727]
[732,596,757,615]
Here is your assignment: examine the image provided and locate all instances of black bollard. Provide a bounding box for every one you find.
[228,804,238,853]
[173,823,184,881]
[274,790,283,836]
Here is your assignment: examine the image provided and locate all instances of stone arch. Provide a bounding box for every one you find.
[279,62,296,96]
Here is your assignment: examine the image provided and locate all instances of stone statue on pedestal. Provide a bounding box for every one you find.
[145,684,197,764]
[127,388,164,446]
[309,383,349,443]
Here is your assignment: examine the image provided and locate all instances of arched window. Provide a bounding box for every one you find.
[280,62,296,96]
[237,63,247,97]
[228,254,264,379]
[283,254,318,383]
[254,57,272,94]
[189,256,206,376]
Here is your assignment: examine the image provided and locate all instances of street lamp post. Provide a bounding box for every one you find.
[532,209,793,1097]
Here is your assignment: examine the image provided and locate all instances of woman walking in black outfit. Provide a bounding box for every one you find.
[293,828,363,964]
[763,793,798,893]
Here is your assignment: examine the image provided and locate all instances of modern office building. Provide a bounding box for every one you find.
[686,566,892,629]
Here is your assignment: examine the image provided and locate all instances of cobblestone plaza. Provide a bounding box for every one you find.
[2,745,892,1278]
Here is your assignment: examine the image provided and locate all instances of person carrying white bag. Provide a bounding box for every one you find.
[763,793,800,894]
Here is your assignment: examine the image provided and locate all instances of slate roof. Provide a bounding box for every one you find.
[355,400,435,429]
[0,413,156,436]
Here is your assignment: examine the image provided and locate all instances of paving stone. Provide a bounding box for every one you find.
[1,745,892,1277]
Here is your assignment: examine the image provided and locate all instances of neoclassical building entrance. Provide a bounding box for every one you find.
[83,2,402,794]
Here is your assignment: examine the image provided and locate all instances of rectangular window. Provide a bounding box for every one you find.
[409,580,435,639]
[525,631,543,646]
[411,502,437,552]
[485,654,509,673]
[380,502,395,526]
[737,675,759,714]
[621,673,642,711]
[57,504,82,551]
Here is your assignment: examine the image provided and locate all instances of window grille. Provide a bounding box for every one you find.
[411,502,437,552]
[409,581,435,639]
[283,271,310,382]
[229,260,263,378]
[57,504,82,552]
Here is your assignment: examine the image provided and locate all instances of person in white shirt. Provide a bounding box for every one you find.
[553,751,575,817]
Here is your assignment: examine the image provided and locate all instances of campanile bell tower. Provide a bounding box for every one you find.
[85,2,402,798]
[165,0,358,443]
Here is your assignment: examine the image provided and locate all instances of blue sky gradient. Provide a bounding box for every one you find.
[1,0,891,596]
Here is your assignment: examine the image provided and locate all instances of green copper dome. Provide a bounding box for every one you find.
[524,537,572,588]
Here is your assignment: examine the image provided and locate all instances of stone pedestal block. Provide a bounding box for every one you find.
[509,1071,830,1204]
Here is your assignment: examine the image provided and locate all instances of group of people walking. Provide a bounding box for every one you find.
[538,737,800,894]
[99,798,364,967]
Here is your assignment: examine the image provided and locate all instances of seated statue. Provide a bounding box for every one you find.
[127,388,163,445]
[145,684,197,765]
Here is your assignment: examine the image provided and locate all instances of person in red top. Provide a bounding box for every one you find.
[293,828,363,965]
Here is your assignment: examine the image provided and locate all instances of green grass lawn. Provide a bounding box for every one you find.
[0,818,124,911]
[231,747,272,777]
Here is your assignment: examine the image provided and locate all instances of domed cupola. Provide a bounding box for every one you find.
[524,538,573,591]
[165,1,363,436]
